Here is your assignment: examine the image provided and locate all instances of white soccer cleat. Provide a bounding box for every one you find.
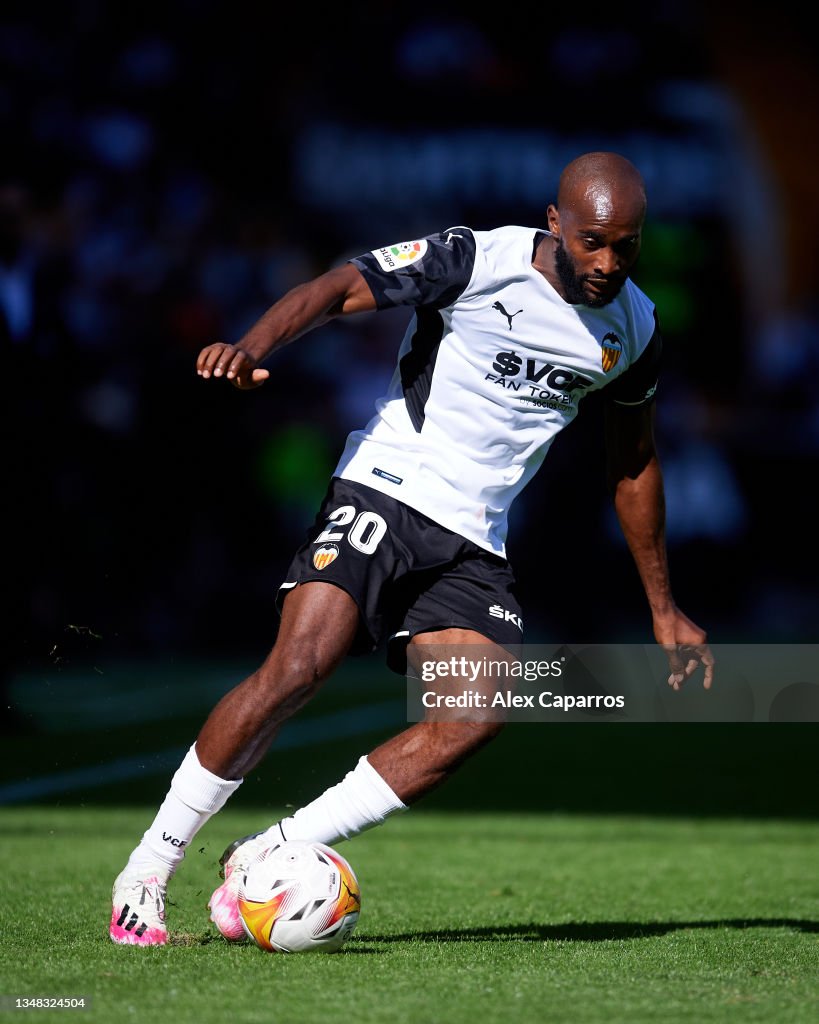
[110,869,168,946]
[208,831,275,941]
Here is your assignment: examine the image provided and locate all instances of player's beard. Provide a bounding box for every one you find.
[554,235,621,308]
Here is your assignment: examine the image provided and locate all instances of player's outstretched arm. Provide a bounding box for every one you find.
[196,263,376,389]
[604,399,715,690]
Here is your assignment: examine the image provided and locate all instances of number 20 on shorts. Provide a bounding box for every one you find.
[315,505,387,555]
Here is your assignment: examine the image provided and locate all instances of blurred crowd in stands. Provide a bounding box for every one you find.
[2,1,817,691]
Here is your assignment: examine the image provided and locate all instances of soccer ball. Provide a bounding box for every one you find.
[237,839,361,953]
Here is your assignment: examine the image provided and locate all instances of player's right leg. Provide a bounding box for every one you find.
[210,629,512,941]
[110,582,360,946]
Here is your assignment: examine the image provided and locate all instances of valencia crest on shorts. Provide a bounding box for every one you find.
[312,544,339,570]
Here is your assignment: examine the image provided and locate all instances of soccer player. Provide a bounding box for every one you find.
[110,151,714,945]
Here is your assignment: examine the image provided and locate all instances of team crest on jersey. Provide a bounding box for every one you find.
[601,333,623,373]
[313,544,340,570]
[372,240,428,272]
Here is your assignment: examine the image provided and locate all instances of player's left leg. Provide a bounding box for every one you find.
[211,628,508,939]
[282,627,508,815]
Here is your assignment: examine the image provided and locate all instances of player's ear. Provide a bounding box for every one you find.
[546,204,560,236]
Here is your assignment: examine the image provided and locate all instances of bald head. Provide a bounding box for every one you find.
[557,151,646,224]
[540,152,647,307]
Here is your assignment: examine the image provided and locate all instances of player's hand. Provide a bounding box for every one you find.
[196,343,270,389]
[652,606,715,691]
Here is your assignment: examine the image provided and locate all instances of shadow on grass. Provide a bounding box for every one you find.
[161,917,817,952]
[361,918,819,943]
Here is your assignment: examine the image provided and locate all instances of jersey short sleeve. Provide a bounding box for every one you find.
[349,228,477,311]
[604,312,662,406]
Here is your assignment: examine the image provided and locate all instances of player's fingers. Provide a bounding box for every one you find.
[196,344,219,375]
[229,367,269,390]
[683,657,699,676]
[224,350,262,381]
[676,645,716,691]
[699,646,716,691]
[216,350,246,378]
[662,644,686,690]
[197,344,233,377]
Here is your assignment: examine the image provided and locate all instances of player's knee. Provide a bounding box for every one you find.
[257,645,331,703]
[471,719,505,746]
[426,717,505,751]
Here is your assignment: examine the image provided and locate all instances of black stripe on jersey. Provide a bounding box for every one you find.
[604,311,662,405]
[400,307,444,432]
[350,228,477,311]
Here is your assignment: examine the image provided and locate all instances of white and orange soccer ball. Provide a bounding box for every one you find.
[237,840,361,953]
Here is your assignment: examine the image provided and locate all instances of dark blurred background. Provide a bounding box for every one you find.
[2,2,817,810]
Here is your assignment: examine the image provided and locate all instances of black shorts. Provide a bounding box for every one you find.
[275,477,524,674]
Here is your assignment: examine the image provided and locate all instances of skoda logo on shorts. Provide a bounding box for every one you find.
[313,543,340,570]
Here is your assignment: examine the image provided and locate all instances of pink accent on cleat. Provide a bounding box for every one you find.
[208,832,273,941]
[110,871,168,946]
[208,877,246,941]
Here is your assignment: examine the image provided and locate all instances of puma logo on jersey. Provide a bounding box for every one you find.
[445,232,463,244]
[492,301,523,330]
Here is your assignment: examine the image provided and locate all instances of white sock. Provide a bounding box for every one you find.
[263,755,406,847]
[125,744,243,880]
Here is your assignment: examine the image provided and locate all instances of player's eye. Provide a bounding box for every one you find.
[614,237,639,255]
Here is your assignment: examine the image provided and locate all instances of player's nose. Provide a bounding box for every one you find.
[593,248,621,277]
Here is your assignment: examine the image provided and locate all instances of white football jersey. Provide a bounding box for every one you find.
[335,225,660,556]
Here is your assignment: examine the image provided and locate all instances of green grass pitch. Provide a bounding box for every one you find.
[0,807,817,1024]
[1,659,817,1023]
